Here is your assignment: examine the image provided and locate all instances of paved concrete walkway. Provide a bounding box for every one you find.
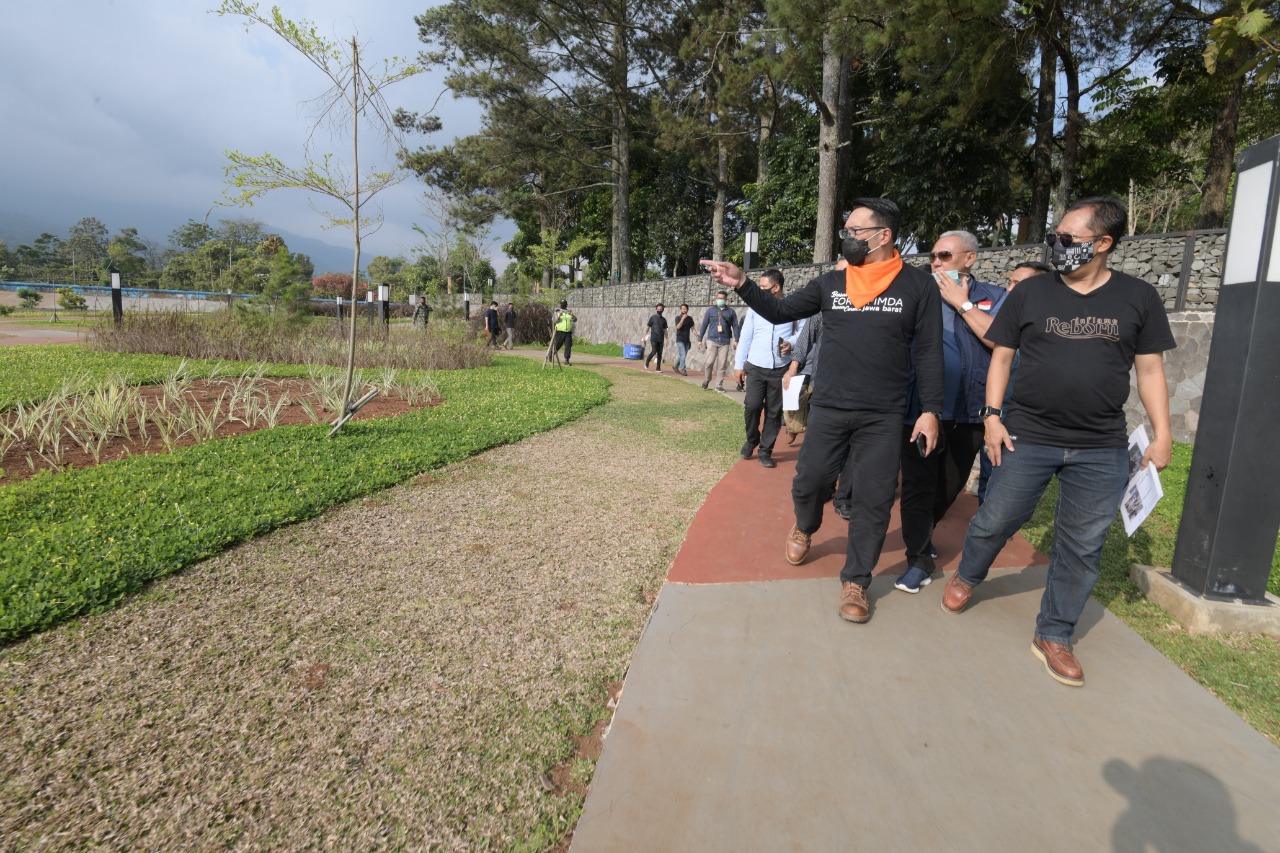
[556,350,1280,851]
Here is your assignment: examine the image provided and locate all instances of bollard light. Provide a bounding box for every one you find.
[377,284,390,302]
[744,227,759,271]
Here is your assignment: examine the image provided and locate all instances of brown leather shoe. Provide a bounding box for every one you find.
[1031,637,1085,687]
[839,582,871,623]
[785,525,811,565]
[941,573,976,614]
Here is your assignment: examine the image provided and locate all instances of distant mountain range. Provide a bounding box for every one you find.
[0,210,355,276]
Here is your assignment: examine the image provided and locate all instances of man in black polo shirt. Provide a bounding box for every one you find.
[941,196,1174,688]
[702,197,943,624]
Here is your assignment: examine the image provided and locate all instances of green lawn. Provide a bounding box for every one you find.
[517,341,625,358]
[1021,442,1280,744]
[0,352,610,643]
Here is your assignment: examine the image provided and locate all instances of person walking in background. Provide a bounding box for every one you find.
[698,290,738,391]
[412,298,431,328]
[483,301,501,349]
[503,302,517,349]
[734,269,803,469]
[702,196,943,625]
[643,302,669,372]
[893,230,1010,595]
[672,304,697,376]
[550,300,576,366]
[941,196,1174,688]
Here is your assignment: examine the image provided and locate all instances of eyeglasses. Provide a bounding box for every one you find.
[1045,232,1100,248]
[929,251,954,262]
[838,225,884,240]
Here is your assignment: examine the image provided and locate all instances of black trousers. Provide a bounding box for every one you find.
[552,330,573,361]
[899,421,985,572]
[644,338,664,368]
[744,362,787,455]
[793,405,902,587]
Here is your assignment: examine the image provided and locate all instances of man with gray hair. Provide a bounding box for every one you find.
[893,229,1010,594]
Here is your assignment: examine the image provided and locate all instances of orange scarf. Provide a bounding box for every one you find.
[845,250,904,309]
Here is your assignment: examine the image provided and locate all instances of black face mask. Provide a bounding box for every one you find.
[841,236,871,266]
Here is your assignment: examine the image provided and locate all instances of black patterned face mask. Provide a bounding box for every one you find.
[1051,239,1095,273]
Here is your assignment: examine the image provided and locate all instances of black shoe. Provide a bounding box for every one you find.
[740,443,756,460]
[759,453,776,469]
[834,503,851,520]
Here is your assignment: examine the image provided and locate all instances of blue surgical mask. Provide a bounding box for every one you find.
[716,299,726,307]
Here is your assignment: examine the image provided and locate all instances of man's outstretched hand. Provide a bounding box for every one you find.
[699,260,746,289]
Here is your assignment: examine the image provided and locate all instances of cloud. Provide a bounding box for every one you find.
[0,0,509,272]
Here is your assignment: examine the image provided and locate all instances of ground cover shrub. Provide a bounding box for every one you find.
[0,358,610,643]
[88,309,492,370]
[1021,442,1280,743]
[0,305,13,317]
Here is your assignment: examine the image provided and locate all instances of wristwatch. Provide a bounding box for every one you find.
[959,300,975,314]
[922,411,942,421]
[978,405,1003,421]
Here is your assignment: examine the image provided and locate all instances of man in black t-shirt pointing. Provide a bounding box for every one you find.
[941,196,1175,688]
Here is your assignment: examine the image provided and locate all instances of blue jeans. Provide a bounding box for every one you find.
[675,341,689,370]
[956,442,1128,644]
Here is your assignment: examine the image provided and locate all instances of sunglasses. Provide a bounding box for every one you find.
[929,251,955,262]
[1045,232,1100,248]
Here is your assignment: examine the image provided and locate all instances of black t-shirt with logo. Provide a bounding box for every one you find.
[986,270,1175,448]
[737,265,943,414]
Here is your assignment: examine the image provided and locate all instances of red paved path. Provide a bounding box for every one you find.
[668,431,1047,584]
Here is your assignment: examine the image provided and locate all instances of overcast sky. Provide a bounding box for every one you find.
[0,0,505,272]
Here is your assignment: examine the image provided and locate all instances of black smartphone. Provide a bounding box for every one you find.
[915,434,929,457]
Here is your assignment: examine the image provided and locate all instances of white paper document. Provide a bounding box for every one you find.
[782,375,807,412]
[1121,425,1164,537]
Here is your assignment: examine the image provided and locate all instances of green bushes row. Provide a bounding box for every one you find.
[0,357,611,643]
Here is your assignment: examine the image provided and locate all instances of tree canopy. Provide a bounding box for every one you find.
[400,0,1278,280]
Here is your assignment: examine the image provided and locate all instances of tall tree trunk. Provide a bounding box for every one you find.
[1024,30,1056,243]
[609,19,632,285]
[1054,36,1081,224]
[757,33,777,186]
[1198,67,1243,229]
[834,51,853,244]
[813,29,843,264]
[713,136,727,260]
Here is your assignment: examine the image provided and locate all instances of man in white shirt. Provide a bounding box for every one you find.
[734,269,804,469]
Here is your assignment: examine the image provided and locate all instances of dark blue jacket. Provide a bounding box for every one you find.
[906,278,1008,423]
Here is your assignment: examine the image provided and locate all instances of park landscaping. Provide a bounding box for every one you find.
[0,336,1277,847]
[0,363,740,848]
[0,347,611,644]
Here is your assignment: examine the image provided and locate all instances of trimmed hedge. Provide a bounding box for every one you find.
[0,357,610,643]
